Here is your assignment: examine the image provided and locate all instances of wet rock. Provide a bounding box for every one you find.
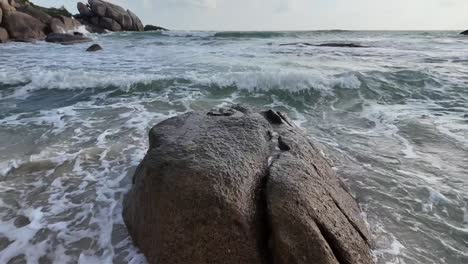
[460,30,468,35]
[144,24,168,31]
[45,33,91,45]
[73,31,83,36]
[0,27,8,43]
[317,43,367,48]
[14,215,30,228]
[86,43,102,52]
[59,15,81,32]
[7,254,26,264]
[0,3,3,24]
[123,105,374,264]
[0,236,12,251]
[2,11,46,41]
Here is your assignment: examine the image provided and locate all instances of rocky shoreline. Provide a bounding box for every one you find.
[0,0,166,44]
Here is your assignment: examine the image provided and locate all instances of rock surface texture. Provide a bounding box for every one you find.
[123,105,375,264]
[76,0,144,33]
[0,0,82,42]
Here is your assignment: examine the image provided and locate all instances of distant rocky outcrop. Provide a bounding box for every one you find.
[144,24,168,31]
[0,0,82,43]
[75,0,144,33]
[123,105,375,264]
[461,30,468,35]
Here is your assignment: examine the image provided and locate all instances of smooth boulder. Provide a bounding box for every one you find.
[86,43,102,51]
[45,33,91,45]
[3,11,46,41]
[127,9,143,31]
[123,105,374,264]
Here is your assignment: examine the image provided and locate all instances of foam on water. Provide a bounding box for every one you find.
[0,30,467,264]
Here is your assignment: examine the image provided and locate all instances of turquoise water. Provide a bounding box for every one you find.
[0,30,467,263]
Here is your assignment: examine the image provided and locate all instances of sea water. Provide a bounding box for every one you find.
[0,30,467,263]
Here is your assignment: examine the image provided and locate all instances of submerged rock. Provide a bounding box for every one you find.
[317,43,367,48]
[45,33,91,45]
[86,43,102,51]
[144,24,168,31]
[123,105,374,264]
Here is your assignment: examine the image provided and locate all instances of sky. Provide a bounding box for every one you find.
[35,0,468,31]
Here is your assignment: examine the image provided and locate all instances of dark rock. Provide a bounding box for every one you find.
[86,43,102,52]
[317,43,367,48]
[123,105,374,264]
[99,17,121,31]
[3,11,46,41]
[0,27,8,43]
[77,18,106,34]
[0,3,3,24]
[88,0,106,17]
[16,4,51,24]
[77,2,93,17]
[461,30,468,35]
[127,9,143,31]
[14,215,30,228]
[144,24,169,31]
[45,33,91,45]
[73,31,83,36]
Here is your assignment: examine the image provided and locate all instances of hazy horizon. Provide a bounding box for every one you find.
[35,0,468,31]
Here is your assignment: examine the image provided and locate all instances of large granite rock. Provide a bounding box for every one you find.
[0,27,8,42]
[16,4,51,24]
[123,105,374,264]
[2,11,46,41]
[127,9,143,31]
[0,0,15,14]
[45,33,91,45]
[76,0,143,32]
[98,16,121,31]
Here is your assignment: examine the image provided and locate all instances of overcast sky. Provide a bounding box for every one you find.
[36,0,468,30]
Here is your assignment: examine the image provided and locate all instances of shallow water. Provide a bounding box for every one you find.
[0,30,467,263]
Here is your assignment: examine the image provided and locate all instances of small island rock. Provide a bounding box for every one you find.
[86,43,102,51]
